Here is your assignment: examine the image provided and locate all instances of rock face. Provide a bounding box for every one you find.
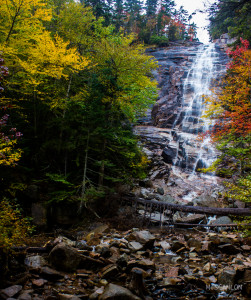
[147,43,228,172]
[134,42,228,205]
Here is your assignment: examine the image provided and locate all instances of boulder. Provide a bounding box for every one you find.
[0,285,22,299]
[18,290,32,300]
[218,244,240,255]
[175,214,206,224]
[187,238,202,252]
[162,147,176,164]
[132,230,155,248]
[128,242,144,252]
[24,255,46,268]
[218,269,236,287]
[99,283,141,300]
[49,243,82,272]
[40,266,64,280]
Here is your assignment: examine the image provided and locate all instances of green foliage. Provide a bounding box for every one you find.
[225,175,251,203]
[149,34,169,46]
[208,0,251,43]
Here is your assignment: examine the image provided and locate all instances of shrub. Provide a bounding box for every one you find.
[149,35,169,47]
[0,198,34,252]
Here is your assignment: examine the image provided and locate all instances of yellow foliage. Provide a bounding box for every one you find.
[0,139,22,166]
[0,198,34,251]
[18,32,89,81]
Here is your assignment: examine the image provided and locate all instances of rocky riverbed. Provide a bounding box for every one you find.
[1,223,251,300]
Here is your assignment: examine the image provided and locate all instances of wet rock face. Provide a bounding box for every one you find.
[142,43,229,174]
[150,44,201,128]
[150,43,228,130]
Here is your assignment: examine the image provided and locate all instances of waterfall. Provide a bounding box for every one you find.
[171,43,224,175]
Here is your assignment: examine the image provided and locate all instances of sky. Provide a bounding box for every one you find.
[174,0,214,44]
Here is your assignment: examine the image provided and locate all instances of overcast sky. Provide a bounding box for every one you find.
[175,0,214,43]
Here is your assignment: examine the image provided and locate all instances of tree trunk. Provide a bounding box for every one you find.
[122,197,251,216]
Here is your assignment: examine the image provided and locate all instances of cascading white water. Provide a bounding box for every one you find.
[171,43,224,175]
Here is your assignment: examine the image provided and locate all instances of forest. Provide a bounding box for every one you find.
[0,0,250,272]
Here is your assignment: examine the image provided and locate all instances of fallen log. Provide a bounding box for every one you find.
[122,197,251,216]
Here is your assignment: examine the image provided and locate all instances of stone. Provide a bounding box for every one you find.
[194,195,221,208]
[75,240,93,251]
[134,259,155,270]
[132,230,155,248]
[162,147,176,164]
[175,214,206,224]
[54,236,76,247]
[159,241,171,251]
[40,266,64,280]
[171,241,185,252]
[49,242,82,271]
[161,277,181,286]
[154,253,176,264]
[24,255,46,268]
[187,238,202,252]
[218,244,240,254]
[157,187,164,195]
[243,269,251,282]
[32,279,47,287]
[0,285,22,299]
[209,216,233,228]
[116,254,128,269]
[101,264,119,279]
[18,290,32,300]
[85,224,109,241]
[165,267,179,277]
[218,269,236,286]
[58,294,81,300]
[128,241,144,252]
[99,283,141,300]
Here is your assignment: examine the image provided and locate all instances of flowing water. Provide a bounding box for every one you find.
[171,43,225,176]
[135,43,227,204]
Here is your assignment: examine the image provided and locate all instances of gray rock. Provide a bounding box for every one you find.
[218,244,240,254]
[162,147,176,164]
[163,194,176,204]
[175,214,206,225]
[187,238,202,252]
[0,285,22,299]
[210,216,233,225]
[159,241,171,251]
[75,240,92,251]
[58,294,81,300]
[171,241,185,252]
[54,236,76,247]
[40,266,64,280]
[210,216,234,231]
[128,241,144,252]
[99,283,141,300]
[132,230,155,248]
[18,290,32,300]
[218,269,236,286]
[49,242,81,271]
[24,255,46,268]
[157,187,164,195]
[194,195,221,208]
[101,264,119,279]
